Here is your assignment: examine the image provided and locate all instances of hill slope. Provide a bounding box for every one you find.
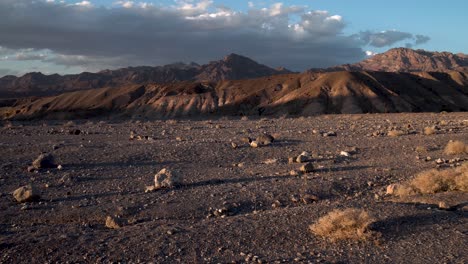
[329,48,468,72]
[2,70,467,119]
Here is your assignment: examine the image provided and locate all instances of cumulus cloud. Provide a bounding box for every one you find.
[0,0,430,73]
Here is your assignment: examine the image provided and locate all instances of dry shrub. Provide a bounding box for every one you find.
[415,146,427,153]
[387,130,404,137]
[392,163,468,196]
[423,126,436,135]
[444,140,467,155]
[310,208,376,241]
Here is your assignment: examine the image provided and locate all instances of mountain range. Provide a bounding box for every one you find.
[0,54,291,98]
[1,48,467,119]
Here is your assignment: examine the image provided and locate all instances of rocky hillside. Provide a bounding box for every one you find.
[2,70,467,120]
[0,54,290,98]
[329,48,468,72]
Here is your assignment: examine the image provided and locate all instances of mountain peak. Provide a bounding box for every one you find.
[330,48,468,72]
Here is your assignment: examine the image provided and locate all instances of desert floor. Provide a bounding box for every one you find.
[0,112,467,263]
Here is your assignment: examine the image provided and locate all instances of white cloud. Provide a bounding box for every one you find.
[75,1,92,7]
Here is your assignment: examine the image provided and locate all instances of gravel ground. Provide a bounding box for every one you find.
[0,112,467,263]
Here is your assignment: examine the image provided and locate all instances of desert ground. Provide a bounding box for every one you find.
[0,112,467,263]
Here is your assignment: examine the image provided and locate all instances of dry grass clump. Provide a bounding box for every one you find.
[444,140,467,155]
[310,208,376,241]
[423,126,436,135]
[390,163,468,196]
[387,130,404,137]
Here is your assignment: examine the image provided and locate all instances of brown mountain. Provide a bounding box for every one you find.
[0,54,291,98]
[2,70,467,120]
[328,48,468,72]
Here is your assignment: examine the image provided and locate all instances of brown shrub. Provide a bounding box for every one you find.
[423,126,436,135]
[387,130,404,137]
[310,208,376,241]
[444,140,467,155]
[390,163,468,196]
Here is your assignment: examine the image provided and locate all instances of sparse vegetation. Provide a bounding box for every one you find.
[423,126,436,135]
[310,208,376,241]
[389,163,468,196]
[444,140,467,155]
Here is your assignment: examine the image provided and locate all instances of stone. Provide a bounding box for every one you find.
[288,157,295,164]
[256,134,274,145]
[13,185,40,203]
[290,170,299,176]
[105,216,125,229]
[154,168,180,189]
[340,151,350,157]
[145,185,156,193]
[231,142,238,149]
[296,155,308,163]
[240,137,252,144]
[299,163,314,173]
[129,131,136,140]
[32,153,56,169]
[27,166,35,172]
[250,141,260,148]
[322,131,337,137]
[68,129,81,135]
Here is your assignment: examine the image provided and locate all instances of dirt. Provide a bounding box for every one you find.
[0,112,467,263]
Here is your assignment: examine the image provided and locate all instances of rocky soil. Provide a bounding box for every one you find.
[0,112,467,263]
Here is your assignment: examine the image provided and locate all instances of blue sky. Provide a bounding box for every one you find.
[0,0,466,76]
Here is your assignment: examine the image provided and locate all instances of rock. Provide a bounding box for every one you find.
[296,155,308,163]
[32,153,56,169]
[256,134,274,145]
[240,137,252,144]
[57,164,63,170]
[27,166,35,172]
[231,142,238,149]
[250,141,260,148]
[59,174,76,185]
[145,185,156,193]
[301,194,319,204]
[154,168,180,189]
[340,151,351,157]
[129,131,136,140]
[290,170,299,176]
[288,157,295,164]
[13,185,40,203]
[300,163,314,173]
[322,131,337,137]
[263,159,277,164]
[105,216,125,229]
[438,202,453,210]
[68,129,81,135]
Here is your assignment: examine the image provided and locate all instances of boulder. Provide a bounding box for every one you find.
[32,153,56,169]
[300,163,314,173]
[13,185,40,203]
[154,168,180,189]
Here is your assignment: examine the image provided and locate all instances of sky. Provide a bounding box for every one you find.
[0,0,466,77]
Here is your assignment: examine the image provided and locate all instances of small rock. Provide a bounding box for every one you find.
[240,137,252,144]
[250,141,260,148]
[231,142,238,149]
[256,134,274,145]
[57,164,63,170]
[105,216,125,229]
[301,194,319,204]
[32,153,57,169]
[386,184,400,195]
[26,166,35,172]
[340,151,350,157]
[154,168,180,189]
[322,131,337,137]
[299,163,314,173]
[13,185,40,203]
[296,154,308,163]
[68,129,81,135]
[145,185,156,193]
[290,170,299,176]
[438,202,453,210]
[288,157,295,164]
